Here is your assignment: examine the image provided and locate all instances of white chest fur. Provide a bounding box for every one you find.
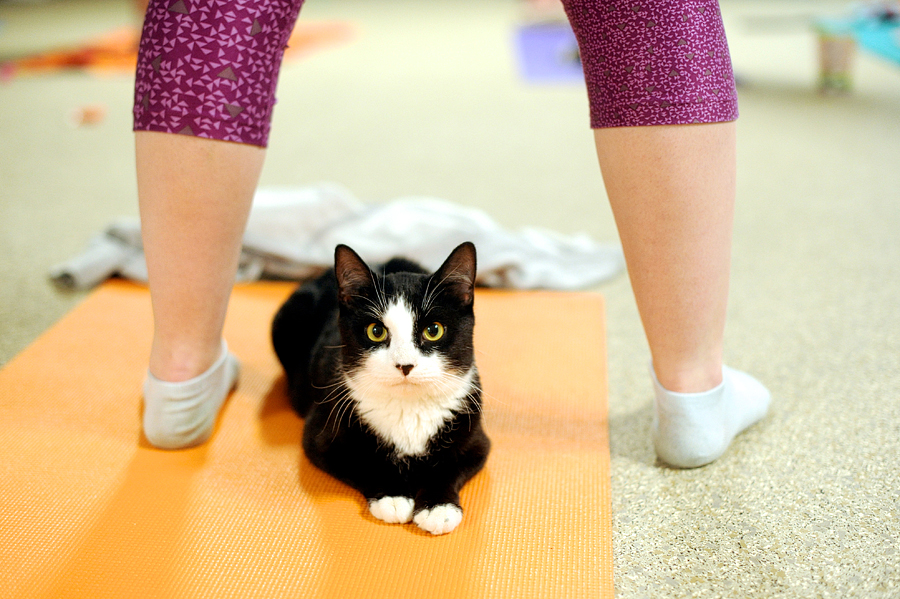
[352,382,471,457]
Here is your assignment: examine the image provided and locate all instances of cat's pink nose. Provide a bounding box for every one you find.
[396,364,414,376]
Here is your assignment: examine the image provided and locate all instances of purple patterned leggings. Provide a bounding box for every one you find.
[133,0,738,147]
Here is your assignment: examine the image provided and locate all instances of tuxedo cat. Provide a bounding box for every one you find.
[271,242,490,535]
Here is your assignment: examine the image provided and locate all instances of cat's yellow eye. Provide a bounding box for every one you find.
[423,322,444,342]
[366,323,388,343]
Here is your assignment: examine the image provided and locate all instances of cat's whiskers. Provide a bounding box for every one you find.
[327,394,356,438]
[311,378,344,391]
[421,278,435,314]
[421,276,446,314]
[437,368,500,411]
[350,294,383,321]
[431,375,485,417]
[371,268,389,316]
[423,266,460,311]
[318,385,348,408]
[472,384,503,409]
[316,387,353,423]
[422,287,438,314]
[314,367,351,403]
[461,392,486,418]
[333,394,356,430]
[422,265,468,313]
[428,370,465,393]
[321,375,367,437]
[352,278,390,321]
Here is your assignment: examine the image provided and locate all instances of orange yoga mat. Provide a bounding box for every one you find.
[0,281,612,599]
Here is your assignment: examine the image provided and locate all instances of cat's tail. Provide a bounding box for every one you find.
[271,271,338,416]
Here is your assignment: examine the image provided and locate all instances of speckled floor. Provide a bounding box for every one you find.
[1,0,898,597]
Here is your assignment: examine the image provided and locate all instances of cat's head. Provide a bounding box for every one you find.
[334,242,477,401]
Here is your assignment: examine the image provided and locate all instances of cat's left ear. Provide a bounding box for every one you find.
[433,242,477,306]
[335,244,374,304]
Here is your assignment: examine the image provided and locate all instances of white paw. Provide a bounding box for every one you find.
[413,504,463,535]
[368,496,415,524]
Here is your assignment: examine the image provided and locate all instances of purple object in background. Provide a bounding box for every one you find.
[515,23,584,83]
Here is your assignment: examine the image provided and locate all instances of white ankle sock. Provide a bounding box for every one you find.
[142,341,240,449]
[650,364,771,468]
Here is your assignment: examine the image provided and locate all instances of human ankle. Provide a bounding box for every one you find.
[148,340,224,382]
[652,360,723,394]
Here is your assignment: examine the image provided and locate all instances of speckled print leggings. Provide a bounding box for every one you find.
[133,0,738,147]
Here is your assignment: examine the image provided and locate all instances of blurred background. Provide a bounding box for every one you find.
[1,0,898,596]
[1,0,898,365]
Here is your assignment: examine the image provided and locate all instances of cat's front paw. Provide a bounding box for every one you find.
[368,496,415,524]
[413,504,463,535]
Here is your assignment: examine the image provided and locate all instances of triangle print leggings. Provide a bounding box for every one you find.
[133,0,739,147]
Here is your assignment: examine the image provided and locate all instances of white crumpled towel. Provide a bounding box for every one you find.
[50,184,623,291]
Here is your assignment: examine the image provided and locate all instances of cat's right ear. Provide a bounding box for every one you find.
[335,245,374,304]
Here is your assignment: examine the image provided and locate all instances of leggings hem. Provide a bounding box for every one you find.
[133,115,270,148]
[590,98,739,129]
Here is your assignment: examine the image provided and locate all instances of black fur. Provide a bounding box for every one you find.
[271,242,490,525]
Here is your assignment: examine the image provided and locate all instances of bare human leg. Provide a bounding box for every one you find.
[595,122,733,393]
[594,122,770,467]
[136,131,264,448]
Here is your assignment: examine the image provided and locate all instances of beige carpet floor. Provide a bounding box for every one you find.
[1,0,898,597]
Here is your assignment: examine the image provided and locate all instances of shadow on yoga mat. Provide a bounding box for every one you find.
[0,280,613,599]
